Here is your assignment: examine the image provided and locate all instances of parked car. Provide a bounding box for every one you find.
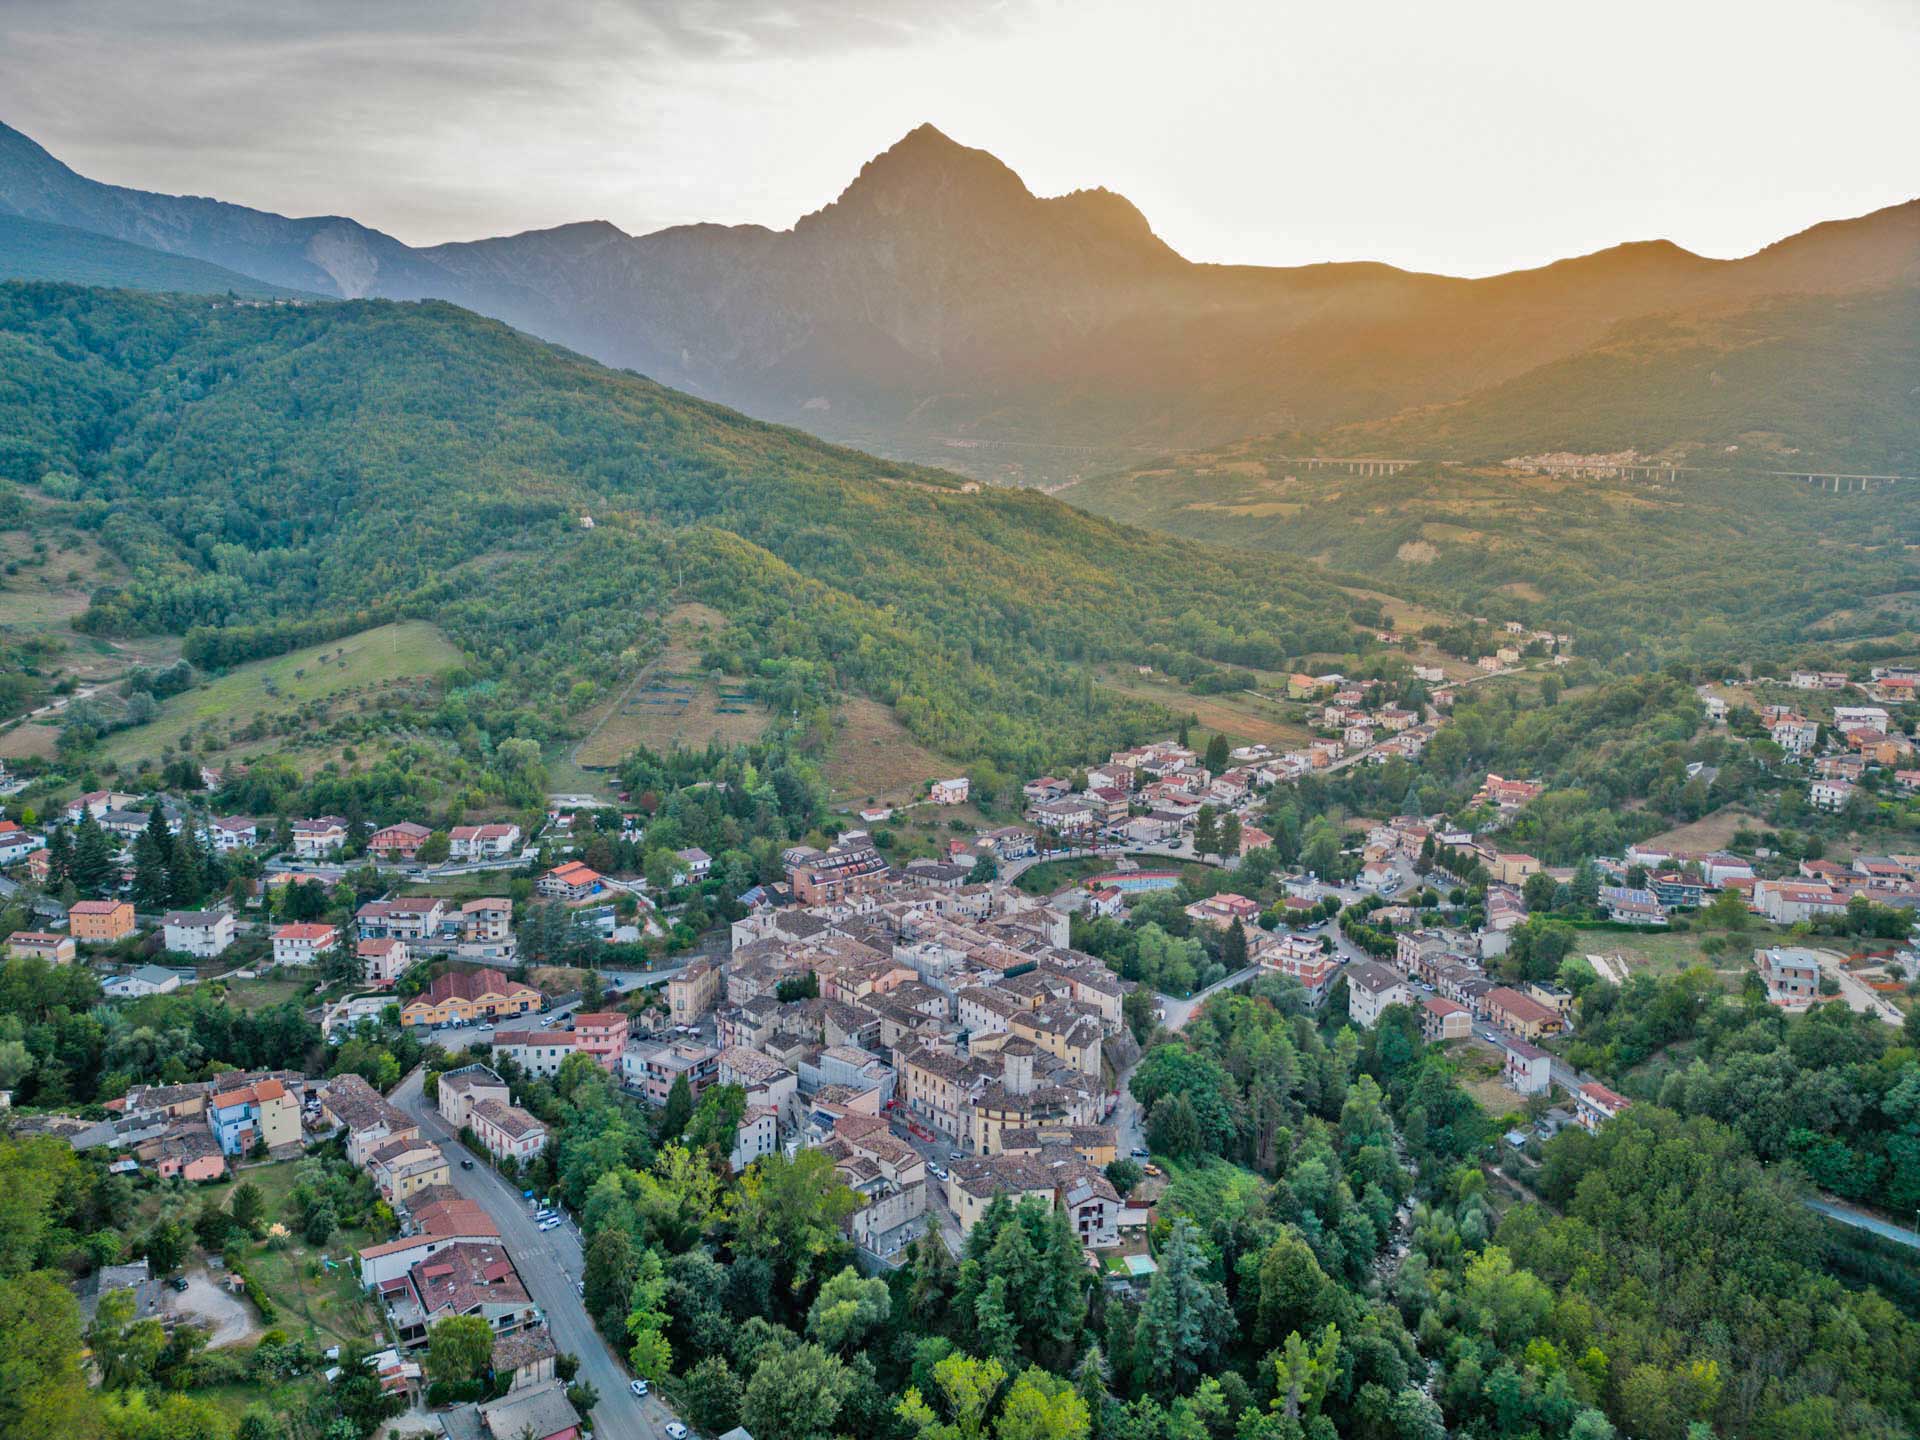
[666,1425,688,1438]
[1129,1147,1149,1158]
[540,1217,562,1231]
[630,1379,649,1397]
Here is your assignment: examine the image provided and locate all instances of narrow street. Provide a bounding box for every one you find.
[388,1068,678,1440]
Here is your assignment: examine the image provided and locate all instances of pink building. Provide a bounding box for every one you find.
[571,1012,629,1071]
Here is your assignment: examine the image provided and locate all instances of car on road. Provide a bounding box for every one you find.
[540,1217,562,1231]
[460,1158,475,1169]
[169,1276,189,1292]
[1129,1146,1149,1158]
[630,1380,649,1397]
[666,1425,688,1438]
[948,1150,963,1162]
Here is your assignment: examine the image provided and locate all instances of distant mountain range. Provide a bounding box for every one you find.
[2,119,1915,481]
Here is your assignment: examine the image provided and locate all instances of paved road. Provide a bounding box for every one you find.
[389,1068,678,1440]
[1158,965,1260,1031]
[1806,1197,1920,1249]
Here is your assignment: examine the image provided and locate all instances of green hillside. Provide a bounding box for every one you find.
[0,213,311,299]
[0,282,1365,774]
[1064,457,1920,664]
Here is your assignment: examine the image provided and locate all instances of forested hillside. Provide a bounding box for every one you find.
[0,282,1364,773]
[1064,457,1920,663]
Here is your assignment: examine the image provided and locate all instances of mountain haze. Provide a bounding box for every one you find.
[1,119,1915,481]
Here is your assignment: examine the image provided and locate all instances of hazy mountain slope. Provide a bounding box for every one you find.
[4,118,1914,482]
[1320,288,1920,470]
[0,281,1364,771]
[0,213,313,298]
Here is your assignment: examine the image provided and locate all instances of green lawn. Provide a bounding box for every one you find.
[1570,920,1783,979]
[99,620,464,764]
[134,1157,385,1350]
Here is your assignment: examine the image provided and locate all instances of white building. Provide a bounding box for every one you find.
[162,910,235,959]
[291,817,348,859]
[448,823,522,860]
[1344,960,1412,1029]
[272,923,338,967]
[206,817,259,853]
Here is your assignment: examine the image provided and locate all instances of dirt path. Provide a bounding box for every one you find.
[163,1270,260,1348]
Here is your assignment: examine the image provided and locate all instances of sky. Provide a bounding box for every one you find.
[2,0,1915,277]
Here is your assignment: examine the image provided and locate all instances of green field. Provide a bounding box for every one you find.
[1571,920,1785,980]
[99,620,464,764]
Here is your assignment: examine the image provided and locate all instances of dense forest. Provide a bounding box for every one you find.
[0,282,1367,774]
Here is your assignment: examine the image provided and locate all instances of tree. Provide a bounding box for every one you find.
[1204,733,1230,772]
[1523,870,1559,912]
[1193,806,1220,859]
[1223,920,1248,972]
[230,1181,265,1234]
[0,1272,94,1440]
[426,1314,494,1384]
[145,1217,189,1274]
[741,1343,853,1440]
[659,1073,694,1140]
[90,1283,167,1389]
[71,812,115,894]
[681,1355,744,1434]
[303,1201,336,1248]
[584,1226,638,1333]
[933,1352,1007,1440]
[998,1369,1091,1440]
[625,1248,673,1381]
[806,1264,892,1352]
[725,1147,858,1295]
[1132,1219,1234,1394]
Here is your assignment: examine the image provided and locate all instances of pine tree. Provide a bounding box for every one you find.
[131,833,172,913]
[70,813,115,895]
[1132,1219,1234,1395]
[1218,812,1241,857]
[44,826,74,888]
[1224,919,1249,971]
[168,828,207,907]
[1204,732,1230,772]
[659,1073,693,1139]
[1193,806,1219,858]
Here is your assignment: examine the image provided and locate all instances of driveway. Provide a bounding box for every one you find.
[388,1069,681,1440]
[163,1270,259,1348]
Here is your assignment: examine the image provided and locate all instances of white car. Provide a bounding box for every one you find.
[540,1217,562,1231]
[666,1425,688,1438]
[630,1379,649,1398]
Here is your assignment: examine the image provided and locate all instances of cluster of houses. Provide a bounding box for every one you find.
[1017,740,1281,852]
[325,1069,586,1439]
[621,844,1151,1260]
[1761,701,1918,813]
[36,1069,324,1183]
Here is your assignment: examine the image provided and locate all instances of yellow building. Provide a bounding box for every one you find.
[70,899,136,943]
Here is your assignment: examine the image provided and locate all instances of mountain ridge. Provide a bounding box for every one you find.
[2,117,1914,479]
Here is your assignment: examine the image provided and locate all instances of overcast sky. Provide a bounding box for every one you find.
[3,0,1915,276]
